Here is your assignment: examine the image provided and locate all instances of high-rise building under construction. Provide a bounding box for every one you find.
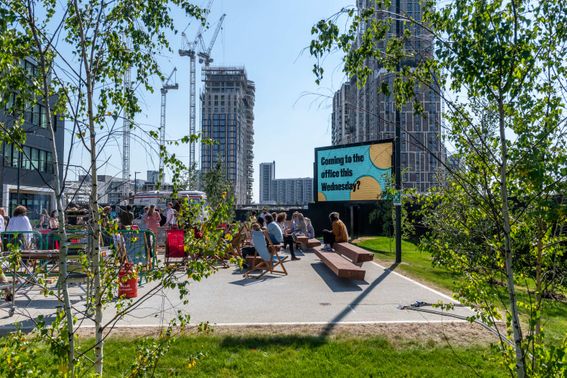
[200,67,255,205]
[331,0,446,193]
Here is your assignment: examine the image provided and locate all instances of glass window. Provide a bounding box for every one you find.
[3,144,12,167]
[11,147,20,168]
[46,152,53,173]
[22,146,32,170]
[40,105,47,128]
[31,148,39,170]
[33,103,41,126]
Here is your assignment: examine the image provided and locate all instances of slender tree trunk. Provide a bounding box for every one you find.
[86,83,104,376]
[27,11,76,373]
[535,224,543,340]
[70,1,105,372]
[45,92,76,378]
[497,99,526,378]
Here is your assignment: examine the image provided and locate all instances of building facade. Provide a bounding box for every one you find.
[259,161,275,204]
[331,0,446,193]
[258,162,313,206]
[0,58,65,222]
[200,67,255,205]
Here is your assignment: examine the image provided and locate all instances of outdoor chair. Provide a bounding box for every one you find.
[244,230,288,279]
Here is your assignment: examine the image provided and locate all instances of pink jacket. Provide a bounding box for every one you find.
[144,212,161,236]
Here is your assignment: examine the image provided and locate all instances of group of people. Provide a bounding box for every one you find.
[100,202,177,235]
[247,209,349,260]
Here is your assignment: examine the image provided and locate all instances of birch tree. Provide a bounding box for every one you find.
[0,1,237,376]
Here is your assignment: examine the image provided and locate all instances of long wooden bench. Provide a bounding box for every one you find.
[334,243,374,265]
[295,236,321,249]
[314,247,365,280]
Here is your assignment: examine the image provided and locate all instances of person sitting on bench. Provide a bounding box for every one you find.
[322,212,349,251]
[267,214,299,261]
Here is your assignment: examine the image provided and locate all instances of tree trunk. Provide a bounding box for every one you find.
[86,84,104,377]
[30,21,76,374]
[498,99,526,377]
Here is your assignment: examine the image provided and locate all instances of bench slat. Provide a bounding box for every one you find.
[314,248,365,280]
[334,243,374,264]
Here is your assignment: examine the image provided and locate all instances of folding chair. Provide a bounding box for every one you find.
[244,230,288,279]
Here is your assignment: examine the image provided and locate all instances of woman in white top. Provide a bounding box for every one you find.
[7,206,33,232]
[6,206,33,248]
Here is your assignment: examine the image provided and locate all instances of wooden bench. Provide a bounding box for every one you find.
[295,236,321,249]
[314,247,365,280]
[334,243,374,265]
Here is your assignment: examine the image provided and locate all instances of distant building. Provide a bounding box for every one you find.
[331,0,446,192]
[259,161,275,204]
[200,67,255,205]
[146,170,159,184]
[66,175,129,205]
[271,178,313,206]
[0,57,65,221]
[258,162,313,206]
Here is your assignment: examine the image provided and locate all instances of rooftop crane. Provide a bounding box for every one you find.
[159,68,179,182]
[179,0,213,172]
[198,14,225,66]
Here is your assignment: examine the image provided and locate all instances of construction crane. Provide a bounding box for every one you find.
[179,0,213,172]
[198,14,225,67]
[159,68,179,182]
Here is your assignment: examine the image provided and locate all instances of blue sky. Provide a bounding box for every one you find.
[78,0,350,202]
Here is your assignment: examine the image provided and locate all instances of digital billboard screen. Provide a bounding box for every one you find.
[314,140,393,202]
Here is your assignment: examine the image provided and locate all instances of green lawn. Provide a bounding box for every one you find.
[355,236,461,293]
[99,335,506,377]
[354,236,567,343]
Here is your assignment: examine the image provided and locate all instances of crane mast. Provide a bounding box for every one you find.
[159,68,179,183]
[179,0,213,176]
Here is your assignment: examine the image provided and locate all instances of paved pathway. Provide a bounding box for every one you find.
[0,249,472,332]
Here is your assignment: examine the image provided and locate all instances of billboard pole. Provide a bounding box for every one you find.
[394,0,402,264]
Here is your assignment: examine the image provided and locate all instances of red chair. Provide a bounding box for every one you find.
[165,229,185,264]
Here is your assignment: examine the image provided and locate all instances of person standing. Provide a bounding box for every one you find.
[0,208,8,230]
[7,205,34,248]
[322,212,349,251]
[118,205,134,229]
[39,209,49,229]
[144,205,161,237]
[48,210,59,230]
[0,208,5,232]
[7,206,33,233]
[165,202,176,229]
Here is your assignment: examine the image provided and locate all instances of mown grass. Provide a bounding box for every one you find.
[355,236,567,343]
[355,236,461,292]
[100,335,506,377]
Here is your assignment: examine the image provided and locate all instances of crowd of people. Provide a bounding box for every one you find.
[243,208,349,262]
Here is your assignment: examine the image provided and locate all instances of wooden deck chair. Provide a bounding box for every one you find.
[244,230,288,279]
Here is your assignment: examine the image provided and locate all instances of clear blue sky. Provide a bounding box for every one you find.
[78,0,350,202]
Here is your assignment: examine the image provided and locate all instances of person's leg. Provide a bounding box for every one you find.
[287,236,298,260]
[328,233,336,250]
[322,230,333,246]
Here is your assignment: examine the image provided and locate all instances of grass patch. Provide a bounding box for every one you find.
[100,335,506,377]
[354,236,567,343]
[355,236,460,293]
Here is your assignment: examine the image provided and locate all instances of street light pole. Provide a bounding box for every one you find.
[394,0,402,264]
